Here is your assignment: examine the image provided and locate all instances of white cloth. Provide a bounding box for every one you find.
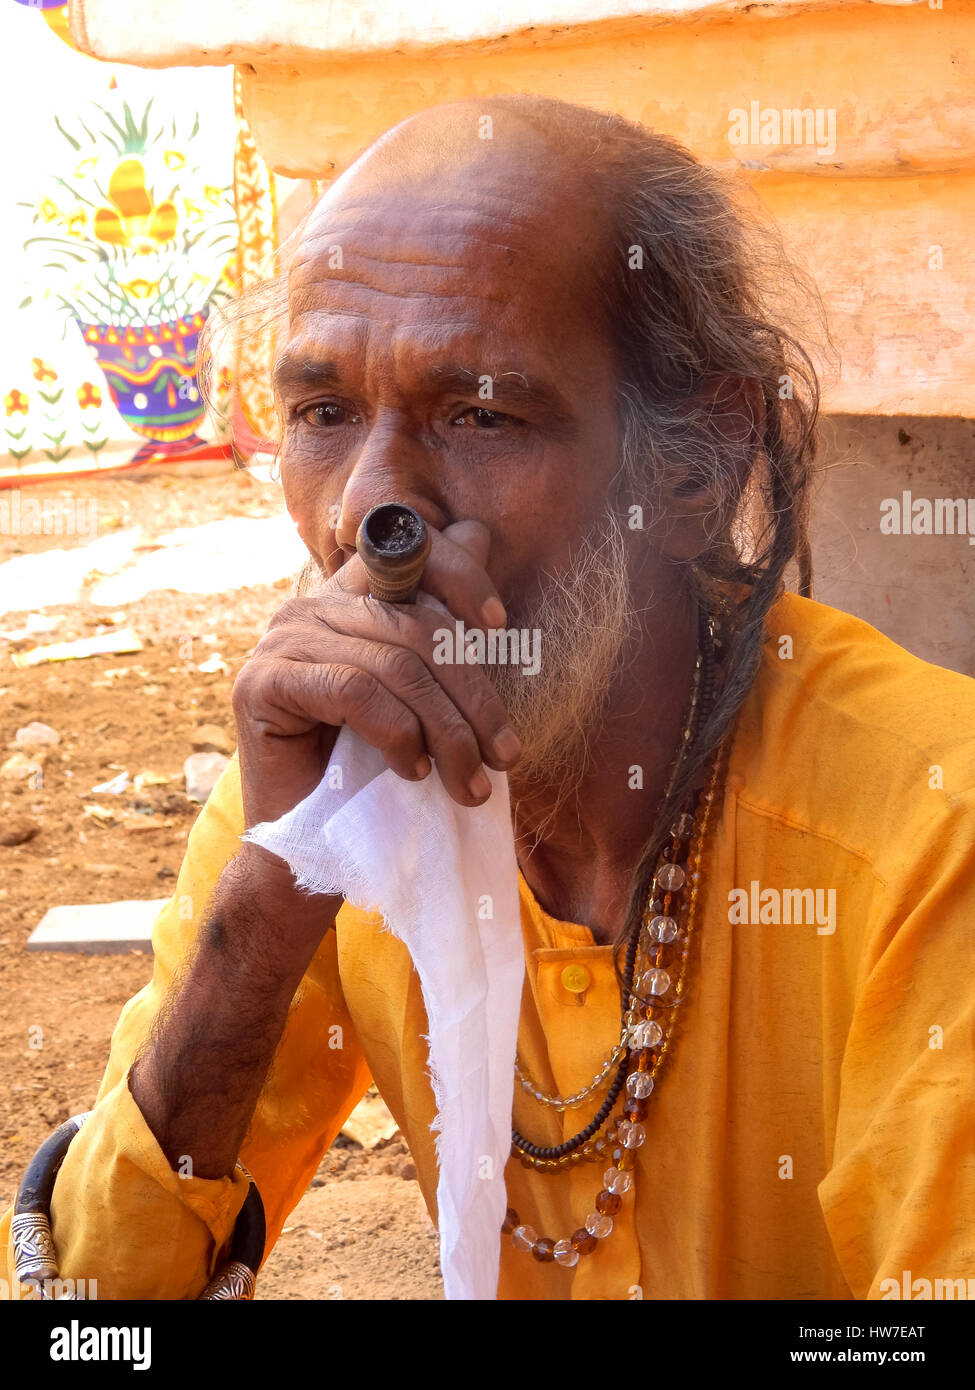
[243,724,524,1301]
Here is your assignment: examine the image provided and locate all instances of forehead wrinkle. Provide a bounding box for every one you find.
[304,191,540,241]
[293,201,569,286]
[298,215,528,251]
[289,231,527,289]
[294,246,517,277]
[290,275,511,309]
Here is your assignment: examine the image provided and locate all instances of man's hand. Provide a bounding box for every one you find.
[129,520,522,1183]
[232,519,522,828]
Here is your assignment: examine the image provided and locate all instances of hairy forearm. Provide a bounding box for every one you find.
[130,845,342,1181]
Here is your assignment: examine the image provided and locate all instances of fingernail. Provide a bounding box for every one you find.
[481,597,507,628]
[469,768,492,800]
[415,755,431,779]
[491,726,521,764]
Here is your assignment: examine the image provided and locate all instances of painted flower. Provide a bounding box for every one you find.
[74,157,98,179]
[31,359,58,384]
[164,150,187,171]
[77,382,102,410]
[204,185,225,206]
[38,197,60,223]
[65,209,87,238]
[5,390,29,416]
[93,159,178,254]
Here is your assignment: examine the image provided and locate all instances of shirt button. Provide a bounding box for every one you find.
[561,963,592,995]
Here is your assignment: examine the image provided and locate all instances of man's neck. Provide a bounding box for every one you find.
[510,594,701,947]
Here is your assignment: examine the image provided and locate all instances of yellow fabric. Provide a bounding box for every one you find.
[3,592,974,1299]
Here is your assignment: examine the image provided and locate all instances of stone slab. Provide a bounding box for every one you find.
[27,899,168,954]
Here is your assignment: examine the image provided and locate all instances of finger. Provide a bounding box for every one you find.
[263,631,512,804]
[415,519,507,629]
[253,656,429,786]
[328,519,507,631]
[295,604,519,773]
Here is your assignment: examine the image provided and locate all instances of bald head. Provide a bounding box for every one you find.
[313,93,618,228]
[291,95,622,362]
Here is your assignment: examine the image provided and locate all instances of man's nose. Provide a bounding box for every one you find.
[332,419,448,554]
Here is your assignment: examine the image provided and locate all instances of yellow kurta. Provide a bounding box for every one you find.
[3,592,974,1299]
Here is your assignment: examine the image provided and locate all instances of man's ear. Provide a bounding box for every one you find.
[650,375,765,562]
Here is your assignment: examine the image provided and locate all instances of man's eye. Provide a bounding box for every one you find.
[300,403,359,427]
[453,407,513,429]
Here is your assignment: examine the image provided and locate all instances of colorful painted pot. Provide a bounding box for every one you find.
[77,310,209,461]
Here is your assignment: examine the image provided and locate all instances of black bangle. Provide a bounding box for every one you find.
[12,1112,266,1300]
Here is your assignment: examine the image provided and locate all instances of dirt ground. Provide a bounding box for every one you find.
[0,466,442,1300]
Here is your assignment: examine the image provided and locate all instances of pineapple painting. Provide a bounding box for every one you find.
[20,98,237,463]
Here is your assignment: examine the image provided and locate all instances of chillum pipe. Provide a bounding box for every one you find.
[355,502,431,603]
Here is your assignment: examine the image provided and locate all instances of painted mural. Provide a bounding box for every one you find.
[1,4,251,482]
[17,96,236,467]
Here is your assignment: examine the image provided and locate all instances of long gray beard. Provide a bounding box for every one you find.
[487,506,636,815]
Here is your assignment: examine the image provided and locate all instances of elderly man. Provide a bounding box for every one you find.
[3,94,973,1302]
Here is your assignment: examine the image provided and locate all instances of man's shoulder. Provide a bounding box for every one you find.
[740,593,975,840]
[761,592,975,742]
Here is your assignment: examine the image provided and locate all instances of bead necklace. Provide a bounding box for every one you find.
[510,604,718,1165]
[503,737,727,1266]
[513,637,707,1112]
[502,606,727,1267]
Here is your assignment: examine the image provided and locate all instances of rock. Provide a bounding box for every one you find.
[183,751,229,803]
[197,654,230,675]
[13,721,60,750]
[397,1159,418,1182]
[91,771,130,795]
[190,723,234,755]
[340,1090,400,1150]
[0,817,39,847]
[27,898,165,954]
[133,770,170,790]
[121,814,170,834]
[0,615,61,645]
[0,752,45,783]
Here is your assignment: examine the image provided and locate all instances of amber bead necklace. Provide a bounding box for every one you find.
[503,604,728,1269]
